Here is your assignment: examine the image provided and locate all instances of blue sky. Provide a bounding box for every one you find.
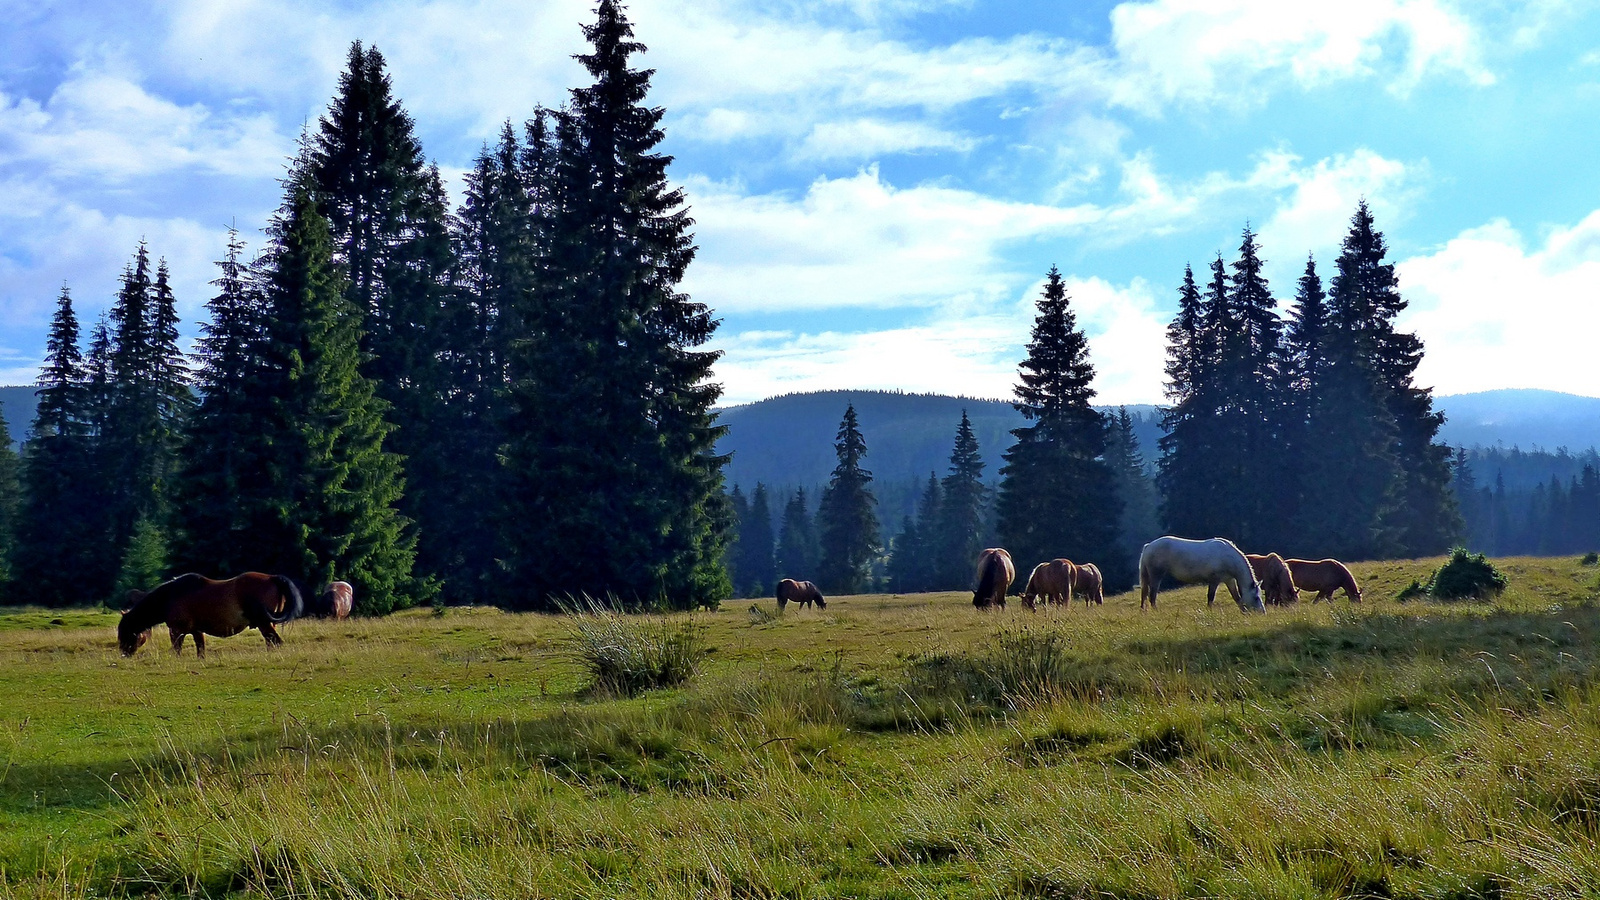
[1,0,1598,406]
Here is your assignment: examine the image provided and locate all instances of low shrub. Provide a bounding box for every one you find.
[1395,579,1429,603]
[567,600,709,696]
[1581,552,1598,566]
[1426,548,1509,601]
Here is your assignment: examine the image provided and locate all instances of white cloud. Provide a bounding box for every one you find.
[796,119,980,160]
[712,273,1168,406]
[1107,0,1493,110]
[1253,148,1417,278]
[1400,211,1600,396]
[0,73,287,179]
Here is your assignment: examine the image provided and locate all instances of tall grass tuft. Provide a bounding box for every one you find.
[566,597,708,696]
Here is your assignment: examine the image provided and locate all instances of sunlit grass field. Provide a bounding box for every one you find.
[4,556,1600,898]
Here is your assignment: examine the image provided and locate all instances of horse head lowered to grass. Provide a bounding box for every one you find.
[1139,536,1264,613]
[118,572,303,658]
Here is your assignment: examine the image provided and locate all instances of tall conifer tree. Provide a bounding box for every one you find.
[775,488,820,581]
[310,42,463,594]
[933,412,986,589]
[997,266,1119,576]
[500,1,730,608]
[738,483,777,597]
[1105,407,1157,586]
[249,178,421,612]
[817,404,879,594]
[16,291,100,605]
[169,231,274,576]
[1158,264,1215,537]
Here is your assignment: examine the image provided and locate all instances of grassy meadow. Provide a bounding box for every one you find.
[5,557,1600,898]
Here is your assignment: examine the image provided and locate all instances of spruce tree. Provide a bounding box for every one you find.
[887,514,923,594]
[933,412,986,589]
[1279,255,1328,553]
[817,404,879,594]
[737,483,777,596]
[500,1,730,609]
[912,472,942,591]
[0,408,19,596]
[725,485,749,594]
[250,178,421,612]
[15,291,99,605]
[775,488,820,581]
[169,231,274,576]
[1105,407,1157,587]
[311,42,462,595]
[997,267,1119,578]
[1157,264,1215,537]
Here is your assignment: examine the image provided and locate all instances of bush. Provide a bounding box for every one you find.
[1425,548,1509,601]
[567,599,709,696]
[1580,552,1598,566]
[1395,579,1429,603]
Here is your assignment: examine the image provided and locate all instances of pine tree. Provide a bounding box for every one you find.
[725,485,749,595]
[169,231,274,576]
[1158,264,1215,537]
[311,42,462,595]
[114,515,169,600]
[499,1,730,609]
[933,412,986,589]
[1220,226,1290,549]
[886,514,923,594]
[997,266,1119,578]
[775,488,819,581]
[1105,407,1157,587]
[913,472,942,591]
[817,404,879,594]
[15,291,100,605]
[250,177,421,612]
[737,483,777,596]
[0,407,22,597]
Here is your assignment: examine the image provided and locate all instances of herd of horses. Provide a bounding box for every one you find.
[117,573,355,658]
[117,536,1360,658]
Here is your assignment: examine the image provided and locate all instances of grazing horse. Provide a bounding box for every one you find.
[1022,559,1076,609]
[1138,536,1264,613]
[118,572,303,658]
[972,548,1014,609]
[776,578,826,612]
[1246,553,1300,606]
[1285,558,1363,603]
[315,581,354,619]
[1074,563,1105,606]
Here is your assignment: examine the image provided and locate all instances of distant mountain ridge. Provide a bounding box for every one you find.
[716,388,1600,493]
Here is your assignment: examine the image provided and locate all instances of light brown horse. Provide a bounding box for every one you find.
[1246,553,1300,605]
[776,578,826,612]
[1074,562,1105,605]
[1022,559,1076,609]
[316,581,354,619]
[118,572,303,658]
[972,548,1014,609]
[1285,558,1362,603]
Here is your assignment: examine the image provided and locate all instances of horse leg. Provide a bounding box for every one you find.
[1207,582,1218,607]
[170,631,186,655]
[193,634,206,659]
[261,622,283,647]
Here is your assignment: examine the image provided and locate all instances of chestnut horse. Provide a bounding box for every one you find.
[1139,536,1264,612]
[315,581,354,619]
[118,572,303,658]
[972,548,1014,609]
[1246,553,1300,605]
[1075,563,1105,606]
[1285,558,1363,603]
[1022,559,1076,609]
[776,578,826,611]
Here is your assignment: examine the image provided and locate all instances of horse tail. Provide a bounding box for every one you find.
[268,575,304,623]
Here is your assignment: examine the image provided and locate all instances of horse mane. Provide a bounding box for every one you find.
[123,574,208,627]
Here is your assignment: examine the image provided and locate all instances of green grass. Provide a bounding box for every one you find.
[3,557,1600,897]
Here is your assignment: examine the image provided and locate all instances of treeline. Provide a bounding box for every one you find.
[728,205,1461,598]
[11,2,727,611]
[1453,448,1600,556]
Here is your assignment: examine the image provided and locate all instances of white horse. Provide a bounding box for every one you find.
[1138,536,1265,613]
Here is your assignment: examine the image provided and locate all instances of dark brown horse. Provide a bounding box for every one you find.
[972,548,1014,609]
[1285,558,1362,603]
[315,581,354,619]
[776,578,826,612]
[1074,562,1105,605]
[1246,553,1300,605]
[118,572,303,658]
[1022,558,1076,609]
